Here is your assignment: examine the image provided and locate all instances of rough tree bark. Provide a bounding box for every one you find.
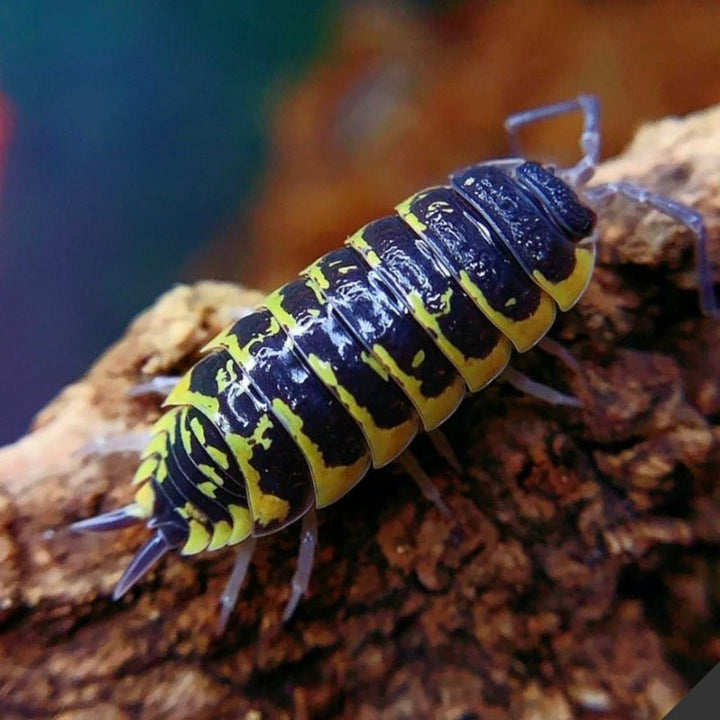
[1,106,719,720]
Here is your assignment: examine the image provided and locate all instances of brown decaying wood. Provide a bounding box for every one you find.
[1,107,720,719]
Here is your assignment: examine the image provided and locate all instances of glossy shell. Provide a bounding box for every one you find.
[132,159,596,556]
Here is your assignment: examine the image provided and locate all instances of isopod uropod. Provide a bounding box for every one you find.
[73,95,718,633]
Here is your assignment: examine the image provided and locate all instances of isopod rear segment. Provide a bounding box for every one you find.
[72,94,718,632]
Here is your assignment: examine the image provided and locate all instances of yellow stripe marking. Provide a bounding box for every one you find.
[181,387,233,473]
[265,288,420,467]
[214,358,238,394]
[197,481,217,498]
[154,456,168,482]
[136,410,178,465]
[250,490,290,528]
[169,352,289,533]
[182,519,211,555]
[178,408,194,456]
[163,371,221,417]
[349,229,512,391]
[133,366,260,551]
[339,220,467,426]
[223,416,292,529]
[457,269,556,352]
[306,353,419,467]
[134,481,156,517]
[398,199,556,353]
[189,415,206,443]
[405,289,512,391]
[263,287,299,332]
[132,456,159,486]
[205,444,230,472]
[532,245,596,311]
[371,344,466,430]
[345,229,382,266]
[175,503,212,555]
[303,262,330,291]
[217,317,283,370]
[198,463,225,488]
[263,284,420,467]
[228,504,253,545]
[271,398,370,508]
[162,357,265,541]
[207,308,370,510]
[207,520,233,551]
[360,349,390,381]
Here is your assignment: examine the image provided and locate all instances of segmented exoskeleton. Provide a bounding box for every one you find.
[73,95,718,633]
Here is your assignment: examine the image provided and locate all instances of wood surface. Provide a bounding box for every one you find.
[1,106,719,719]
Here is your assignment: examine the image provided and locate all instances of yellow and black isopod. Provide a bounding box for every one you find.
[72,95,719,634]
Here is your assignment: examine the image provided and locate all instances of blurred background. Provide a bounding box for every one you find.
[1,0,719,447]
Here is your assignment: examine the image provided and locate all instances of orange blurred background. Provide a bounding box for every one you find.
[199,0,720,289]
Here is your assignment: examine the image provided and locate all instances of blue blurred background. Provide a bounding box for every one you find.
[1,0,718,446]
[0,2,335,443]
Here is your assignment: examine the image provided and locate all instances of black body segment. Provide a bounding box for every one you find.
[396,186,557,351]
[173,407,253,551]
[183,407,250,502]
[164,346,315,538]
[515,161,596,238]
[162,412,233,553]
[206,309,372,509]
[129,158,599,553]
[263,276,421,467]
[347,216,511,392]
[303,247,467,430]
[452,163,596,310]
[452,164,578,282]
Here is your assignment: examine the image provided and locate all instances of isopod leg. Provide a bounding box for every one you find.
[129,306,256,399]
[427,429,462,474]
[77,432,153,456]
[226,305,257,322]
[584,181,719,317]
[537,337,592,404]
[128,375,182,397]
[113,531,174,600]
[70,504,145,533]
[77,376,182,456]
[538,337,581,373]
[216,536,258,636]
[504,94,600,187]
[397,452,451,517]
[282,507,318,623]
[502,367,583,408]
